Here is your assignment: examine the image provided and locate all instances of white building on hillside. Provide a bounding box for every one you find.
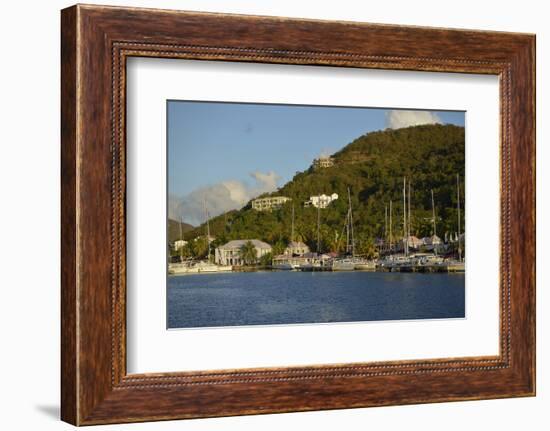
[215,239,272,266]
[312,156,335,169]
[251,196,291,211]
[304,193,339,209]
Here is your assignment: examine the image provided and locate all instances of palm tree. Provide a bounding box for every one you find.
[259,252,273,267]
[356,238,379,259]
[272,240,286,256]
[239,241,258,266]
[192,236,209,259]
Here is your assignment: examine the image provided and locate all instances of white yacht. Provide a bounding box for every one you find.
[331,257,356,271]
[272,262,295,270]
[168,260,232,275]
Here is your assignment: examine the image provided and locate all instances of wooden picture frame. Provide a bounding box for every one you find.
[61,4,535,425]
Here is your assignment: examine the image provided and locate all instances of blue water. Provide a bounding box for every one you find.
[167,271,465,329]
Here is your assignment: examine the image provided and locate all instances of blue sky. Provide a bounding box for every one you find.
[168,101,464,225]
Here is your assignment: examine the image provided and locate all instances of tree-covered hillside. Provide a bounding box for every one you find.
[178,124,465,258]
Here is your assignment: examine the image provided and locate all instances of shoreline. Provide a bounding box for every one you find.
[168,268,466,276]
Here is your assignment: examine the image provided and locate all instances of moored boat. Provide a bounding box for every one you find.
[331,258,355,271]
[445,260,465,272]
[168,261,233,274]
[196,261,233,273]
[354,259,376,271]
[273,262,295,270]
[168,263,199,274]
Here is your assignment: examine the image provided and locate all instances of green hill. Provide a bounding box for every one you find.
[167,219,194,243]
[181,124,465,257]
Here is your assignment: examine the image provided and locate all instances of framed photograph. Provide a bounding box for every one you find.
[61,4,535,425]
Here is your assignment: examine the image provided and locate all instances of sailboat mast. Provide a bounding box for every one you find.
[389,200,393,252]
[431,189,437,256]
[347,187,355,256]
[403,177,408,256]
[345,209,350,253]
[431,189,436,237]
[457,173,462,261]
[384,204,388,251]
[408,180,411,241]
[179,215,184,241]
[316,194,321,254]
[291,204,295,243]
[203,197,211,261]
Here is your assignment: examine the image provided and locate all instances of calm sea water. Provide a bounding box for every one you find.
[167,271,465,329]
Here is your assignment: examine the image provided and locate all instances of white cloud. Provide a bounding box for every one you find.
[221,180,249,205]
[169,171,281,225]
[385,110,442,129]
[250,171,279,192]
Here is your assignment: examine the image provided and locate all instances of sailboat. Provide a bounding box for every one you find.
[353,200,376,274]
[379,177,413,271]
[168,211,196,274]
[273,205,297,270]
[395,177,414,269]
[298,195,325,271]
[193,197,219,272]
[332,188,370,271]
[201,197,232,272]
[446,174,465,272]
[169,197,232,274]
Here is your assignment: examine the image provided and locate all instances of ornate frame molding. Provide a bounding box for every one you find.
[61,5,535,425]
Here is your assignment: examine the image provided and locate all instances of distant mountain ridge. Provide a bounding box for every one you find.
[167,219,194,243]
[178,124,465,256]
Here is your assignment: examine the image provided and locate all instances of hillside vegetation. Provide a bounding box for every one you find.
[173,124,465,258]
[167,219,194,243]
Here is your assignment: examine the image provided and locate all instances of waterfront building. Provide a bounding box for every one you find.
[251,196,291,211]
[389,236,424,253]
[406,236,423,249]
[312,156,335,169]
[284,241,310,256]
[420,235,443,252]
[304,193,339,209]
[422,235,443,246]
[272,251,331,269]
[215,239,272,266]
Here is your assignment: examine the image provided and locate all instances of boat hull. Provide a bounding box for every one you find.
[168,262,233,274]
[273,263,294,270]
[331,260,355,271]
[354,263,376,271]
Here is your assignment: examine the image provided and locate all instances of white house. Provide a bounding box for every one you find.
[312,156,335,169]
[215,239,272,266]
[284,241,310,256]
[304,193,339,209]
[406,236,423,249]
